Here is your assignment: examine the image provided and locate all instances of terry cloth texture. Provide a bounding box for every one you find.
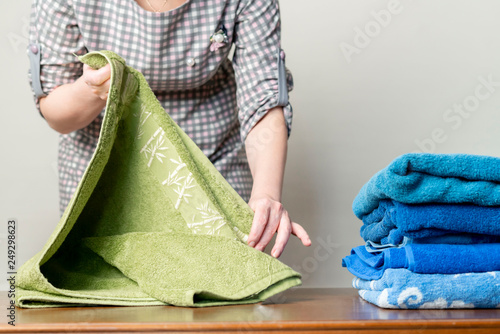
[352,269,500,309]
[352,153,500,220]
[15,51,301,308]
[360,200,500,245]
[343,244,500,280]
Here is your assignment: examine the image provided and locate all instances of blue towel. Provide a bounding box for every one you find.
[365,235,500,252]
[353,269,500,309]
[353,153,500,220]
[343,244,500,280]
[342,246,406,280]
[411,234,500,244]
[360,200,500,244]
[364,237,410,253]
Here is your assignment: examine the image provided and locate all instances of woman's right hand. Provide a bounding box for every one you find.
[82,63,111,101]
[39,62,112,134]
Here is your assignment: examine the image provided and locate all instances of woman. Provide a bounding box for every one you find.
[28,0,311,257]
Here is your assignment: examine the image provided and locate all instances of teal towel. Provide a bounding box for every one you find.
[14,51,301,308]
[353,153,500,220]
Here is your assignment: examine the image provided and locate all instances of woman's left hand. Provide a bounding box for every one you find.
[247,194,311,258]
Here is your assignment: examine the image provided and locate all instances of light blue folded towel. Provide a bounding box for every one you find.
[343,244,500,280]
[360,200,500,245]
[353,269,500,309]
[353,153,500,220]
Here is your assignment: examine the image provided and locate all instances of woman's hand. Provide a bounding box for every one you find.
[39,63,111,134]
[244,106,311,258]
[247,194,311,258]
[82,63,111,100]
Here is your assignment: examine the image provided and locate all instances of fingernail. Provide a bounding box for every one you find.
[248,241,255,247]
[272,250,278,257]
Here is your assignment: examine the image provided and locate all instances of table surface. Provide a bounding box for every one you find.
[3,288,500,333]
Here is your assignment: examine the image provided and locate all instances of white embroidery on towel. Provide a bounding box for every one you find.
[174,172,195,210]
[397,287,423,309]
[140,127,168,167]
[419,297,447,309]
[377,289,394,308]
[134,104,152,140]
[187,202,226,235]
[449,300,474,308]
[162,157,187,186]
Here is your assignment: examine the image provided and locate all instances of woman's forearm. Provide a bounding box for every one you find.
[245,106,288,202]
[39,64,111,134]
[244,106,310,257]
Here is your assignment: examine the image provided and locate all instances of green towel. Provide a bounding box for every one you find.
[15,51,301,308]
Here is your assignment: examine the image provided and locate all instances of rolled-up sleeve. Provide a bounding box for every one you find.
[232,0,294,143]
[27,0,87,118]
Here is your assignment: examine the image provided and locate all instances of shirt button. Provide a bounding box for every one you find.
[186,58,196,67]
[30,44,39,55]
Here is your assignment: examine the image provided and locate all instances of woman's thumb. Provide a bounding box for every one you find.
[84,63,110,86]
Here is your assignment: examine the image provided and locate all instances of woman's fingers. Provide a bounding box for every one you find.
[253,200,282,251]
[271,210,292,258]
[291,222,312,247]
[83,64,111,100]
[98,78,111,100]
[247,197,311,256]
[247,202,270,248]
[84,63,111,87]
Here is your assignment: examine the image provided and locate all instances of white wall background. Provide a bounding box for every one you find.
[2,0,500,291]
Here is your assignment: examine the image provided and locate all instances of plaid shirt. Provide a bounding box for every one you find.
[28,0,294,216]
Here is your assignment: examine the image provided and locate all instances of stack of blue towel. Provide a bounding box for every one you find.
[342,153,500,309]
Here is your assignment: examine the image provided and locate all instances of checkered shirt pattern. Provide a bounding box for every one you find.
[28,0,294,216]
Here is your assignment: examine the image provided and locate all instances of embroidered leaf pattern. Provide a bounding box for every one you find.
[174,172,195,210]
[188,202,227,235]
[162,157,187,186]
[134,105,152,140]
[140,128,168,167]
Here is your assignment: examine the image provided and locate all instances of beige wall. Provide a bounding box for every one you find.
[2,0,500,291]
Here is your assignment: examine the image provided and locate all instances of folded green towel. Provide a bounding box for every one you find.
[15,51,301,308]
